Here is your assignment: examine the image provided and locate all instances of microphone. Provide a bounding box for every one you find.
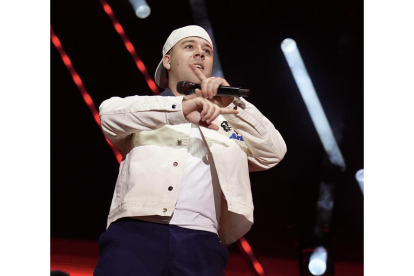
[176,81,250,97]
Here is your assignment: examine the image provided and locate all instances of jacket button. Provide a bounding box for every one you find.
[177,139,182,145]
[173,162,178,166]
[172,104,176,109]
[168,186,173,191]
[163,208,167,212]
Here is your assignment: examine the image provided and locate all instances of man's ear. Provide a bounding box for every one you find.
[162,55,171,70]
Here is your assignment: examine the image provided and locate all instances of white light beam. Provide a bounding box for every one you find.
[355,169,364,194]
[128,0,151,19]
[308,246,328,275]
[281,38,346,171]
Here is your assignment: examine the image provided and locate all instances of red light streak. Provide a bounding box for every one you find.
[83,94,93,105]
[240,239,253,254]
[253,262,264,274]
[136,60,145,71]
[125,42,134,52]
[62,56,71,66]
[51,26,122,164]
[114,23,124,34]
[103,4,112,15]
[99,0,159,95]
[94,114,100,125]
[147,80,157,91]
[52,37,61,47]
[238,237,267,276]
[73,75,82,85]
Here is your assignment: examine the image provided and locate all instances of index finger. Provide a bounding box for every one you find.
[190,64,207,82]
[220,108,239,115]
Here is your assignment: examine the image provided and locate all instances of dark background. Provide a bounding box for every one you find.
[51,0,363,260]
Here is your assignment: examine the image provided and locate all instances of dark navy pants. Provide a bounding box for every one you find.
[93,218,229,276]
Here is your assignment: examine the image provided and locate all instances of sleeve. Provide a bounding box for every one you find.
[99,95,188,149]
[222,97,287,172]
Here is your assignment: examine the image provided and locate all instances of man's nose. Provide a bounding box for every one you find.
[194,47,205,58]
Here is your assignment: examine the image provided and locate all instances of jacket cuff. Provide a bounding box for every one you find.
[223,97,248,120]
[226,97,247,109]
[167,96,189,125]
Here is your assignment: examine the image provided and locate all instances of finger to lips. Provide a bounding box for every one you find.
[190,64,207,81]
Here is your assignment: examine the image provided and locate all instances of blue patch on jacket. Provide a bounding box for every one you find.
[229,132,244,141]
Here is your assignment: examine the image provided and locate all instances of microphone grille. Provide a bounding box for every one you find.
[176,81,189,94]
[176,81,199,95]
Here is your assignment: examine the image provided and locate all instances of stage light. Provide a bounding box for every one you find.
[355,169,364,194]
[128,0,151,19]
[308,246,328,276]
[281,38,346,171]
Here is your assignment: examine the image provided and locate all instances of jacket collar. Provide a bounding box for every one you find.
[160,88,175,97]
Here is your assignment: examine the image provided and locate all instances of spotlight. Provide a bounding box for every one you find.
[308,246,328,275]
[281,38,346,171]
[128,0,151,19]
[355,169,364,194]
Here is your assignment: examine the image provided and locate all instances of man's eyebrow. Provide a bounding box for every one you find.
[180,39,196,45]
[180,39,212,49]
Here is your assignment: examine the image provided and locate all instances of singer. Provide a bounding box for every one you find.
[94,25,287,276]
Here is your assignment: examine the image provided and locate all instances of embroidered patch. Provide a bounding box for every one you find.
[221,121,244,141]
[229,132,244,141]
[221,121,232,132]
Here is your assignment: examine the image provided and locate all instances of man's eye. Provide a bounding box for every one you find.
[204,49,211,54]
[185,45,193,49]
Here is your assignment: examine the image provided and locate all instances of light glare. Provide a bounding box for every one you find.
[281,38,297,53]
[136,5,151,19]
[129,0,151,19]
[281,38,346,171]
[355,169,364,194]
[308,246,328,275]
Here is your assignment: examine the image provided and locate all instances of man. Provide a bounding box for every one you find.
[94,25,287,276]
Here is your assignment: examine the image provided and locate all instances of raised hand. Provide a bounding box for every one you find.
[188,64,235,108]
[182,97,238,130]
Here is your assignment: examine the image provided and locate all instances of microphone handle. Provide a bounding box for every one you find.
[188,83,250,97]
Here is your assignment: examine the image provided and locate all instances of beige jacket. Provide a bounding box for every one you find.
[99,92,287,245]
